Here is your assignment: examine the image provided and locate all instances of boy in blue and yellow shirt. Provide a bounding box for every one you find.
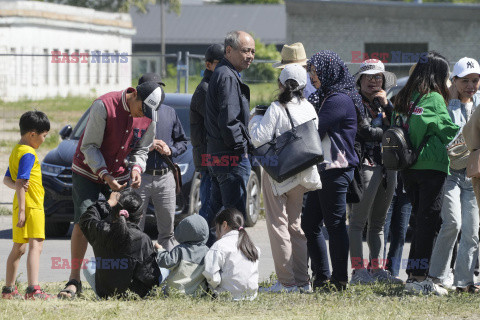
[2,111,54,300]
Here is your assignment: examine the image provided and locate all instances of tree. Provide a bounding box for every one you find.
[243,37,281,82]
[44,0,154,12]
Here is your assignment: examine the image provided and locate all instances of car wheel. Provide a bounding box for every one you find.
[245,170,260,227]
[45,221,71,238]
[189,172,202,215]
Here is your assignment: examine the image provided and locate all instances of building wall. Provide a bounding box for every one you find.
[286,0,480,75]
[0,1,135,101]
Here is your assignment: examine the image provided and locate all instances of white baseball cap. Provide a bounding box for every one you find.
[279,63,307,89]
[452,57,480,78]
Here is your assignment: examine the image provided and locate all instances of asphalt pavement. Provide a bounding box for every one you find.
[0,216,410,286]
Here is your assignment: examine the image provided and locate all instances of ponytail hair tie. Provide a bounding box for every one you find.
[119,209,129,218]
[238,227,244,231]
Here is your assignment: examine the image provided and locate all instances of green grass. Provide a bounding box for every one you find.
[2,281,480,319]
[0,206,12,215]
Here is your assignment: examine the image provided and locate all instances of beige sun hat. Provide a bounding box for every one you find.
[354,59,397,90]
[273,43,308,69]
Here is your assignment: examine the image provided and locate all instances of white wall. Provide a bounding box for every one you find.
[0,1,135,101]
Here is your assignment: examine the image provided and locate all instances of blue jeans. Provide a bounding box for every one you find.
[206,155,251,246]
[429,169,479,287]
[302,168,354,283]
[302,190,331,284]
[83,259,98,297]
[199,170,212,220]
[383,192,412,277]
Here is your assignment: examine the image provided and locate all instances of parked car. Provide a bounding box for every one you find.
[41,93,262,237]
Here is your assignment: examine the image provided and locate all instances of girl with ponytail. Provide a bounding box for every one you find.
[203,208,260,300]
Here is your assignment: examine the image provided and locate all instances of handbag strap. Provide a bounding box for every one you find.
[159,153,176,172]
[284,107,296,129]
[405,94,430,156]
[406,94,423,123]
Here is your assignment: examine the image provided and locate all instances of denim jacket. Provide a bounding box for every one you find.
[447,92,480,170]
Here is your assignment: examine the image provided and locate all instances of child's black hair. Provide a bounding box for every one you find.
[107,190,143,250]
[19,110,50,136]
[214,208,259,262]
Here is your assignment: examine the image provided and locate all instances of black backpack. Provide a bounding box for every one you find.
[382,95,429,171]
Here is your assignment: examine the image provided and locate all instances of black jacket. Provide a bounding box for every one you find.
[356,95,394,165]
[190,69,212,170]
[205,58,251,157]
[79,202,160,298]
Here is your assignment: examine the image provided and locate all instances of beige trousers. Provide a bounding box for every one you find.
[262,173,310,287]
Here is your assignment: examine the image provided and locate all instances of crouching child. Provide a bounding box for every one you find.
[156,214,209,296]
[79,190,160,298]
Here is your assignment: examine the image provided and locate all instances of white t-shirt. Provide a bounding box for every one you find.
[203,230,259,301]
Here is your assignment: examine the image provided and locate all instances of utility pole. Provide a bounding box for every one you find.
[160,0,166,78]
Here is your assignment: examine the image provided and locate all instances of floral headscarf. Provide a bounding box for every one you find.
[307,50,365,118]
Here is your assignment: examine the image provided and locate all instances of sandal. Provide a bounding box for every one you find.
[456,284,480,294]
[58,279,82,299]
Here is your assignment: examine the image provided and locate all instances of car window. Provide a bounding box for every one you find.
[173,106,190,139]
[72,108,90,140]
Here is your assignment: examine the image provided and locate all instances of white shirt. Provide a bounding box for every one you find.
[248,97,322,196]
[203,230,260,301]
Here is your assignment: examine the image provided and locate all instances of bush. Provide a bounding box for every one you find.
[243,38,281,83]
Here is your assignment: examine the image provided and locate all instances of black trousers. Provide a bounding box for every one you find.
[401,169,446,277]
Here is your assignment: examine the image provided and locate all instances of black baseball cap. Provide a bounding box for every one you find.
[136,81,165,121]
[138,73,166,86]
[205,44,224,62]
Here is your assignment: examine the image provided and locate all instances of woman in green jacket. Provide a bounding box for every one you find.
[393,51,459,295]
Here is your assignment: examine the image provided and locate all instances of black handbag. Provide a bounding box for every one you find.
[346,141,364,204]
[252,106,324,183]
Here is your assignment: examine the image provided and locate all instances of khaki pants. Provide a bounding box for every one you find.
[262,174,309,287]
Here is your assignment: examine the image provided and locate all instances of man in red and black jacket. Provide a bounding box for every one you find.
[58,81,164,299]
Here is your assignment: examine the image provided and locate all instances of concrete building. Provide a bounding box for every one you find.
[0,0,135,101]
[130,3,286,78]
[286,0,480,76]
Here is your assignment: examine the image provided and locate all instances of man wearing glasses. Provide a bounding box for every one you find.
[204,31,255,245]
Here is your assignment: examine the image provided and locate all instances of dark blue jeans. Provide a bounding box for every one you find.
[206,155,251,246]
[302,167,354,283]
[198,170,212,221]
[383,192,412,277]
[302,190,331,284]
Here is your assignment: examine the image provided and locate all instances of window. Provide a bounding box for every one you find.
[75,49,80,85]
[44,48,49,85]
[53,48,59,86]
[115,50,119,84]
[364,43,428,77]
[65,49,70,85]
[10,48,16,86]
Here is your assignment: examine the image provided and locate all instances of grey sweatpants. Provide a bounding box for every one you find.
[348,166,396,269]
[136,171,177,251]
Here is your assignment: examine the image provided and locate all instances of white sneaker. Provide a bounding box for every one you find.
[350,268,375,285]
[405,278,448,296]
[298,282,312,293]
[259,281,298,293]
[371,269,404,284]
